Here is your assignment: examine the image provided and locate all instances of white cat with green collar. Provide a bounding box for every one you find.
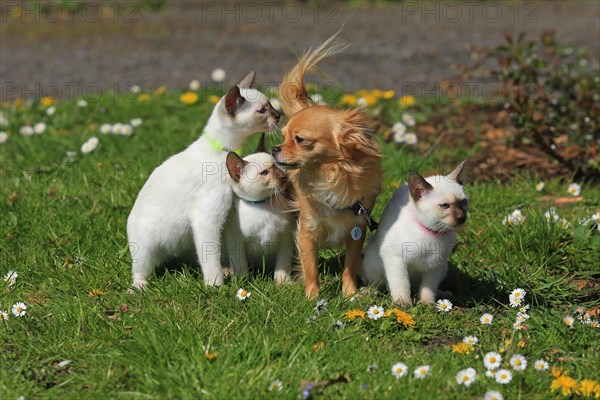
[127,72,280,291]
[362,161,469,305]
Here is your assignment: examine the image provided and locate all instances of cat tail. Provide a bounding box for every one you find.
[278,28,347,116]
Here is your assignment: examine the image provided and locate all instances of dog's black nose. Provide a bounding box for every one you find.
[271,146,281,155]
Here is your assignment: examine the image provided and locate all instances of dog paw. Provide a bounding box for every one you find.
[305,284,319,299]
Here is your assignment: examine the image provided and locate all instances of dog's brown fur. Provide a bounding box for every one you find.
[272,32,382,298]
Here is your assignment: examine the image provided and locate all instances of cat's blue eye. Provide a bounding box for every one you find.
[257,107,266,114]
[439,203,450,209]
[259,170,269,176]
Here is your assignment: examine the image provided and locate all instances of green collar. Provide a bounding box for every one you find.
[205,134,240,154]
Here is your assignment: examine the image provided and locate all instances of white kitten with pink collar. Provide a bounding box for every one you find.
[362,161,468,306]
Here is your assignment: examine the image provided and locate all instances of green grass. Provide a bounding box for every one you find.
[1,91,599,399]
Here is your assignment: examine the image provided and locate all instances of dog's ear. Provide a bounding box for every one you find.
[226,152,246,183]
[447,160,467,185]
[238,71,256,89]
[225,86,246,116]
[338,109,381,155]
[255,133,267,153]
[408,173,433,201]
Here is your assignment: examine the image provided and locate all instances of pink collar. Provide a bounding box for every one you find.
[408,204,449,237]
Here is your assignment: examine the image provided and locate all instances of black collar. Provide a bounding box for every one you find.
[347,200,379,231]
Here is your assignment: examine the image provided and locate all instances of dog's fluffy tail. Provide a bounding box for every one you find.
[278,29,347,116]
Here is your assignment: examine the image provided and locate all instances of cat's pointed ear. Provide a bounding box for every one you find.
[225,86,246,116]
[226,152,246,183]
[255,133,267,153]
[447,160,467,185]
[408,173,433,201]
[238,71,256,89]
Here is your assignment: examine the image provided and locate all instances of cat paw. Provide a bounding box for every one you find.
[274,271,291,284]
[416,298,436,305]
[393,297,413,307]
[127,281,147,294]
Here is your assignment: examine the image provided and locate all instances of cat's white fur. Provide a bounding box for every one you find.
[127,72,280,290]
[362,162,468,305]
[224,151,294,283]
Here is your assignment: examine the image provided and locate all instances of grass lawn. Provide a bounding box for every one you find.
[1,89,599,399]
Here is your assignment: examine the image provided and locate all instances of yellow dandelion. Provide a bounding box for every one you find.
[370,89,384,98]
[359,94,377,107]
[577,380,600,398]
[551,367,567,378]
[155,86,167,95]
[399,95,416,108]
[345,309,366,321]
[388,181,400,189]
[88,289,107,297]
[387,308,416,328]
[205,352,219,362]
[356,89,370,97]
[382,90,395,99]
[14,98,25,108]
[209,95,220,104]
[551,376,578,397]
[138,93,151,102]
[340,94,358,106]
[451,342,474,354]
[41,96,56,107]
[312,341,325,351]
[180,92,199,105]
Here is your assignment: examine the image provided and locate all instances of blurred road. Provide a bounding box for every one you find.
[1,0,599,100]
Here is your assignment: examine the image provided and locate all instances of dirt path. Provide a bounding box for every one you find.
[1,1,598,101]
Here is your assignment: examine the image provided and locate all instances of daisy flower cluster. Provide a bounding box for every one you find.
[391,113,418,145]
[580,211,600,233]
[344,306,416,329]
[563,306,598,329]
[508,288,530,330]
[502,209,526,226]
[81,137,99,154]
[391,361,431,380]
[98,119,142,136]
[2,270,29,321]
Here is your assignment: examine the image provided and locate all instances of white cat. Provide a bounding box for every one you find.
[362,161,468,305]
[127,72,280,291]
[223,136,295,283]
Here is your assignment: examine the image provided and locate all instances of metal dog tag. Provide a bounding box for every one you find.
[351,225,363,241]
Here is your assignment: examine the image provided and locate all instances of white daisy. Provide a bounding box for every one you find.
[592,212,600,224]
[578,313,591,324]
[404,133,418,145]
[576,306,587,315]
[563,315,574,327]
[99,124,112,134]
[589,320,599,329]
[413,365,430,379]
[34,122,46,134]
[0,131,8,144]
[480,313,493,325]
[333,320,345,329]
[270,98,282,111]
[516,312,530,322]
[81,137,99,154]
[436,299,453,312]
[560,218,571,229]
[535,181,544,191]
[391,362,408,378]
[567,183,581,196]
[0,310,8,321]
[392,122,406,135]
[130,118,143,127]
[513,321,525,330]
[56,360,72,369]
[393,131,406,143]
[484,352,502,370]
[534,359,549,371]
[19,125,34,136]
[211,68,226,82]
[130,84,141,93]
[46,106,56,116]
[402,113,416,126]
[189,79,201,91]
[0,111,8,126]
[236,288,251,300]
[509,354,527,371]
[268,379,283,392]
[463,336,478,346]
[494,369,512,384]
[11,302,27,317]
[509,288,526,307]
[544,208,560,222]
[511,209,524,219]
[484,390,504,400]
[4,270,18,286]
[77,99,88,108]
[111,123,125,135]
[455,368,476,387]
[121,124,133,136]
[311,93,324,105]
[357,97,368,107]
[367,305,384,320]
[485,369,497,378]
[66,151,77,158]
[518,304,530,313]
